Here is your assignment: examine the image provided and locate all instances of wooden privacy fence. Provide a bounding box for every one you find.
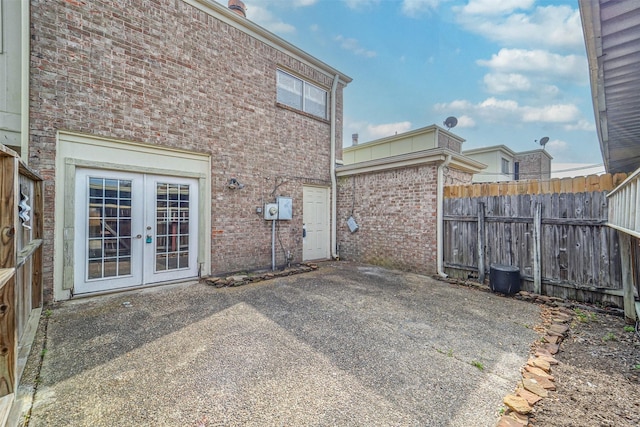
[0,145,43,425]
[443,174,628,307]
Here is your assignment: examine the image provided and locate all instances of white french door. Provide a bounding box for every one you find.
[74,169,199,294]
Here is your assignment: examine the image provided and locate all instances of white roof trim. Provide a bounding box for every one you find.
[336,148,486,177]
[462,145,517,157]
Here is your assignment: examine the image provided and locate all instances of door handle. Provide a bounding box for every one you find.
[136,234,142,239]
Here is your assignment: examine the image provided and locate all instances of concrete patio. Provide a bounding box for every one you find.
[15,262,541,426]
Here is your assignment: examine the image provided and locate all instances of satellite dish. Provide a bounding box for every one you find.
[443,116,458,130]
[538,136,549,149]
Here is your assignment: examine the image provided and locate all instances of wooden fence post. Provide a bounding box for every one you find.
[533,202,542,294]
[618,232,637,323]
[478,202,485,284]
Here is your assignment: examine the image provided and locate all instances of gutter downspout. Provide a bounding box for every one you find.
[330,74,340,259]
[437,153,452,277]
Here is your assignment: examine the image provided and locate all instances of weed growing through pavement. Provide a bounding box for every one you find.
[436,348,455,358]
[471,361,485,371]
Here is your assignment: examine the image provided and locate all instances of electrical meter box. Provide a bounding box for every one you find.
[277,197,293,220]
[264,203,278,220]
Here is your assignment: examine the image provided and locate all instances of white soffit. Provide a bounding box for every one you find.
[581,0,640,173]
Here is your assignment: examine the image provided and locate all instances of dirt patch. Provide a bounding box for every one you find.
[532,308,640,426]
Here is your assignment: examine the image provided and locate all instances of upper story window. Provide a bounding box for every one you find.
[501,158,510,174]
[277,69,327,119]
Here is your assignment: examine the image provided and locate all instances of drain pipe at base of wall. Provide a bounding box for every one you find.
[330,74,340,260]
[436,154,452,277]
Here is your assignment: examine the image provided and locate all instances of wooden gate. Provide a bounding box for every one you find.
[443,174,628,307]
[0,145,43,425]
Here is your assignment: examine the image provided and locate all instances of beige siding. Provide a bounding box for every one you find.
[0,0,23,150]
[344,127,445,164]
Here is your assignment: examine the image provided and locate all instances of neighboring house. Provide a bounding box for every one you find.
[337,125,485,275]
[4,0,351,301]
[580,0,640,322]
[0,0,27,153]
[463,145,552,183]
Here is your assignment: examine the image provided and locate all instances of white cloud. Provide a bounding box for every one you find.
[478,97,519,112]
[335,35,377,58]
[477,49,587,81]
[457,5,584,51]
[564,119,596,132]
[367,121,413,139]
[456,115,476,128]
[521,104,580,123]
[401,0,445,17]
[540,85,560,97]
[342,0,381,10]
[545,139,568,152]
[461,0,534,16]
[291,0,318,6]
[248,6,296,33]
[445,99,474,110]
[483,73,531,93]
[435,97,583,126]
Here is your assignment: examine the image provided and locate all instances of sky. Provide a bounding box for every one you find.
[228,0,603,170]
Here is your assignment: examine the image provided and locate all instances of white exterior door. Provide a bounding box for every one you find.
[303,186,330,261]
[74,168,199,294]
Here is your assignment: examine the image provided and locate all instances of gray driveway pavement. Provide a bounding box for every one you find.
[19,262,540,426]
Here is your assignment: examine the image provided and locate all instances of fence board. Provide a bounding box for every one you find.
[443,178,623,306]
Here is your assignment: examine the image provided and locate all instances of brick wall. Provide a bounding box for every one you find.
[437,133,462,153]
[337,165,439,274]
[29,0,344,300]
[515,151,551,180]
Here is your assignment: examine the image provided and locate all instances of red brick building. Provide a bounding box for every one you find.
[337,125,484,275]
[24,0,350,300]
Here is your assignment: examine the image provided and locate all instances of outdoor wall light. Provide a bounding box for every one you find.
[227,178,245,190]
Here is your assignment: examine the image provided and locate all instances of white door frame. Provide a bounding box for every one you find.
[73,169,200,294]
[55,131,211,300]
[303,185,330,261]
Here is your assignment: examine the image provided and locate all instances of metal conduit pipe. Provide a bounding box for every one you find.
[330,74,340,260]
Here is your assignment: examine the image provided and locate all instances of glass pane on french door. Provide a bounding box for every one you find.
[155,182,191,272]
[87,177,133,279]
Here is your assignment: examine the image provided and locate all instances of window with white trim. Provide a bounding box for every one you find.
[501,158,510,174]
[277,69,327,119]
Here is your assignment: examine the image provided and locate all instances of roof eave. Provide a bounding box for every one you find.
[187,0,352,85]
[579,0,610,172]
[336,148,486,177]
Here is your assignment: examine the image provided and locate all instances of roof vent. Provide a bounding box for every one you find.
[352,133,359,146]
[228,0,247,17]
